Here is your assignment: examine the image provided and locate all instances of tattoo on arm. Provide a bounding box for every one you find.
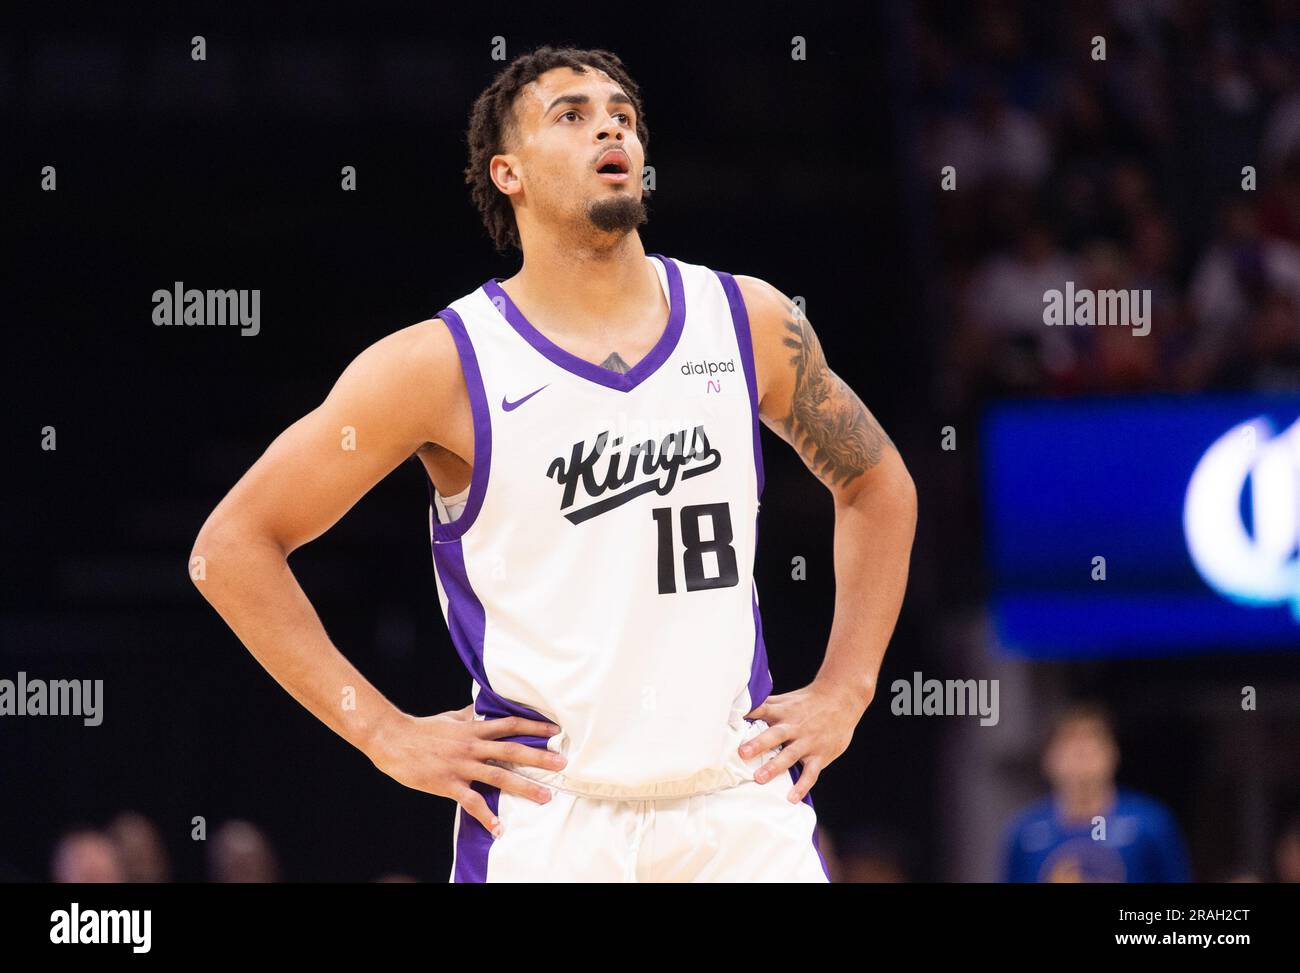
[779,304,892,487]
[601,352,631,374]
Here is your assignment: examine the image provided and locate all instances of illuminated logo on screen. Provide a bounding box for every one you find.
[1183,417,1300,620]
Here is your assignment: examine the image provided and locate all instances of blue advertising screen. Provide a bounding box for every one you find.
[981,394,1300,659]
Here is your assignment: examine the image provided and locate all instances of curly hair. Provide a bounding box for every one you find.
[464,46,650,253]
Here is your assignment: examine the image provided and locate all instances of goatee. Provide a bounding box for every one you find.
[587,195,648,235]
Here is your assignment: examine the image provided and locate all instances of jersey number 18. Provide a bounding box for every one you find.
[651,503,740,594]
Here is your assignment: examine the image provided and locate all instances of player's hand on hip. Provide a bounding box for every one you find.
[739,678,870,803]
[366,710,566,836]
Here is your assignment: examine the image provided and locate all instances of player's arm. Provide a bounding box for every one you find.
[189,320,562,835]
[739,274,916,705]
[731,275,917,796]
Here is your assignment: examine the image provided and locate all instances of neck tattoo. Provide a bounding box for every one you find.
[601,352,631,374]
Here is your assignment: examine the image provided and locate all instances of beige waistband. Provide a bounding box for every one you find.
[497,719,784,802]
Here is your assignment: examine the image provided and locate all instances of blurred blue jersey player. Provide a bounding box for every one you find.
[1003,704,1190,882]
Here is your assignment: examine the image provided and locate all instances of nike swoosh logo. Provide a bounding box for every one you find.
[502,384,549,411]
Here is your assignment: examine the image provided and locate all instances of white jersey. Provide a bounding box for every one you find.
[428,253,772,800]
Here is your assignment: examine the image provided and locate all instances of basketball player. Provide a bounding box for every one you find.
[191,46,917,882]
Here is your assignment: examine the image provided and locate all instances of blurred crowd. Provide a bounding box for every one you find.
[4,709,1297,882]
[918,0,1300,409]
[0,814,417,883]
[910,2,1300,885]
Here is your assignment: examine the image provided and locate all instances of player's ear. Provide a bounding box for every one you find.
[490,154,523,197]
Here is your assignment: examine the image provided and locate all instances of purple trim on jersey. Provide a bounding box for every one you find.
[431,537,552,740]
[431,308,490,543]
[452,780,500,882]
[714,270,765,500]
[427,312,557,749]
[788,761,832,881]
[748,582,773,710]
[480,254,686,393]
[746,508,773,711]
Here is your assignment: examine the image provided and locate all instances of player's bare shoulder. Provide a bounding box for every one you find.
[366,316,463,395]
[731,274,790,328]
[409,315,475,459]
[325,315,472,458]
[729,274,801,415]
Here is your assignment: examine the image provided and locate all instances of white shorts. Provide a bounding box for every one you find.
[448,721,831,883]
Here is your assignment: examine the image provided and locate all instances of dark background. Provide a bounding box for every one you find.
[4,0,1299,882]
